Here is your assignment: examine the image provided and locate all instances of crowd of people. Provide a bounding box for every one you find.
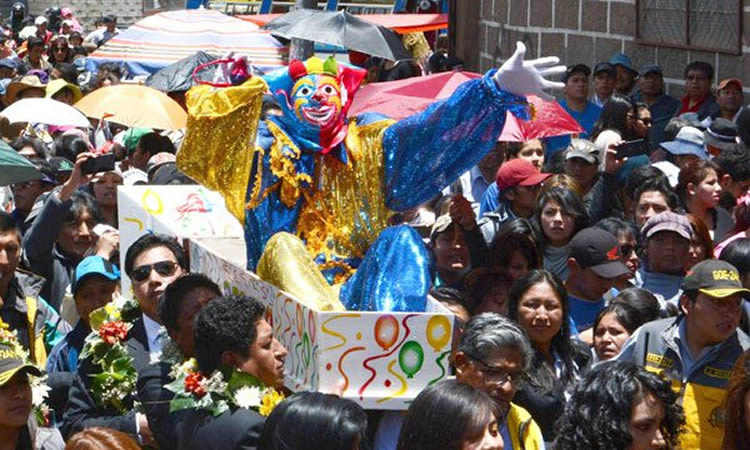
[0,4,750,450]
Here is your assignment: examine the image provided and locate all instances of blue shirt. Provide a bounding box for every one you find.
[545,99,602,154]
[479,183,500,218]
[46,321,89,374]
[568,294,605,333]
[634,268,683,306]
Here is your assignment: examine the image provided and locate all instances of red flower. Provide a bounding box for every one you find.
[185,372,206,398]
[98,321,128,345]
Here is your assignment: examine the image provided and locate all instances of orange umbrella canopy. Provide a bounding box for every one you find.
[74,84,187,130]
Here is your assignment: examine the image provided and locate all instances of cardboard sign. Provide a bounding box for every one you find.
[189,236,456,410]
[117,186,244,298]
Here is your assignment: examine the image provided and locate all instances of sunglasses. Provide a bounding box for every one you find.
[131,260,177,282]
[620,244,641,256]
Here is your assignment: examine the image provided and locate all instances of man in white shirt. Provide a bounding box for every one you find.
[125,233,188,359]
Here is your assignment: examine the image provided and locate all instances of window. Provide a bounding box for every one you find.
[636,0,742,55]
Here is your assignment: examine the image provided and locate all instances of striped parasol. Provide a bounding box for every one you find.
[86,9,288,76]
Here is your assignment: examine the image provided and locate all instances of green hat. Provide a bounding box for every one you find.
[683,260,750,298]
[121,127,153,152]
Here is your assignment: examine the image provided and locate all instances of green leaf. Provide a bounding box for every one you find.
[88,307,109,332]
[169,396,197,413]
[226,371,264,395]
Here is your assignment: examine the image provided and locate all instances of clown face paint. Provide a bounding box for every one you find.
[292,74,343,128]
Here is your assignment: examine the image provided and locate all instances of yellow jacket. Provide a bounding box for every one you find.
[507,402,545,450]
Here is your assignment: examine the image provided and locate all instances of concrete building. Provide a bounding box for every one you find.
[463,0,750,98]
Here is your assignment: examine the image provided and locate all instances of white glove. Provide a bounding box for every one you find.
[492,42,566,101]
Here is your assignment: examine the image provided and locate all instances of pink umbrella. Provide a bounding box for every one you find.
[348,71,583,142]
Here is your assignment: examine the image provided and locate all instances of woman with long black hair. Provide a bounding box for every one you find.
[507,269,590,442]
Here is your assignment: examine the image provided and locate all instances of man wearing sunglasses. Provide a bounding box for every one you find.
[454,313,545,450]
[63,233,187,444]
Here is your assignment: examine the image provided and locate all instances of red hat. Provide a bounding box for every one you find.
[496,159,551,191]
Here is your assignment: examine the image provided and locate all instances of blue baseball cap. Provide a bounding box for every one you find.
[72,256,120,295]
[659,126,709,160]
[609,52,637,74]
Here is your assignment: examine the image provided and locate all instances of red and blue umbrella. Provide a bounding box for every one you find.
[86,9,288,77]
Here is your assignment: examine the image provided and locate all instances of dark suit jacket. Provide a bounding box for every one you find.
[137,361,183,450]
[178,407,266,450]
[61,318,151,439]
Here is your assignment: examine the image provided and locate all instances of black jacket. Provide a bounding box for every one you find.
[137,361,183,450]
[178,407,265,450]
[61,317,151,439]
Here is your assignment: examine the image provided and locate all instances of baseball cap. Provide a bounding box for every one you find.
[717,78,742,92]
[659,126,708,160]
[72,256,120,296]
[496,159,551,191]
[641,211,692,241]
[49,156,74,175]
[565,139,599,164]
[0,338,41,386]
[569,228,630,278]
[562,64,591,83]
[609,52,637,74]
[683,259,750,298]
[593,62,615,77]
[704,118,738,152]
[640,64,663,77]
[429,214,455,242]
[0,58,16,70]
[120,127,153,153]
[34,16,47,26]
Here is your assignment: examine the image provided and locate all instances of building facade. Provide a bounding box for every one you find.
[475,0,749,98]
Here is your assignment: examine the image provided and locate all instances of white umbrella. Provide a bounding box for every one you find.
[1,98,91,128]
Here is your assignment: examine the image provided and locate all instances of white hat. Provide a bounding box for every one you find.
[34,16,47,26]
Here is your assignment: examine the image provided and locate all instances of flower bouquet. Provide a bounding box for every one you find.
[166,358,284,417]
[79,297,140,413]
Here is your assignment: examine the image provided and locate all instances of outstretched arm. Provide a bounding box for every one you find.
[383,43,564,212]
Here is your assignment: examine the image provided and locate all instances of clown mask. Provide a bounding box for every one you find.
[292,74,342,128]
[264,56,366,154]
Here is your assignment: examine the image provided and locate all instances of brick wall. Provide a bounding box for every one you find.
[478,0,750,99]
[28,0,145,31]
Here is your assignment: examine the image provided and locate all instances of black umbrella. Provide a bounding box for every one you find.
[261,9,411,61]
[145,51,220,93]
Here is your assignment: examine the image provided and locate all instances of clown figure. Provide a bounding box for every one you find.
[178,43,564,312]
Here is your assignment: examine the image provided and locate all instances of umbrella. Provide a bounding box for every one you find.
[261,9,411,61]
[348,71,583,141]
[74,84,187,130]
[0,98,90,127]
[242,13,448,34]
[86,9,288,77]
[0,140,41,186]
[145,51,220,93]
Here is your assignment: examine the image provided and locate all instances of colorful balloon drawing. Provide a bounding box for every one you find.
[302,333,311,368]
[426,315,451,352]
[307,310,316,344]
[398,341,424,378]
[295,303,303,338]
[374,314,399,350]
[141,189,164,215]
[359,314,417,398]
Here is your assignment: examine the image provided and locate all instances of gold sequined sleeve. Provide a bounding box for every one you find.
[176,77,267,223]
